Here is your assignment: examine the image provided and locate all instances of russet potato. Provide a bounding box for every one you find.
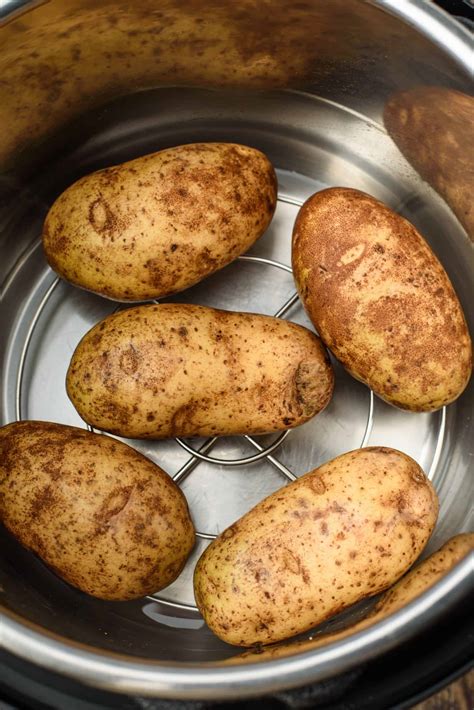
[0,421,195,600]
[43,143,276,301]
[231,533,473,662]
[292,187,472,411]
[193,446,438,646]
[66,303,334,439]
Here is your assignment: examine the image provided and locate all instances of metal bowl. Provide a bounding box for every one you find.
[0,0,472,701]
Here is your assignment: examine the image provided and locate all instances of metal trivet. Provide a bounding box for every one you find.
[14,230,445,614]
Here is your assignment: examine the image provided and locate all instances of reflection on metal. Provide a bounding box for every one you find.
[142,602,205,629]
[15,277,60,421]
[0,0,47,26]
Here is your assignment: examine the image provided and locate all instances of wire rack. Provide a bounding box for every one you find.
[13,237,446,614]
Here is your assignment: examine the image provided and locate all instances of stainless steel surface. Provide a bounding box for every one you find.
[0,0,472,700]
[374,0,473,72]
[0,0,46,25]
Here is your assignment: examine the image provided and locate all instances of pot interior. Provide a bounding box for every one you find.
[0,0,472,677]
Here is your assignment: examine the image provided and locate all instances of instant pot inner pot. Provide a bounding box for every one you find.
[0,86,472,663]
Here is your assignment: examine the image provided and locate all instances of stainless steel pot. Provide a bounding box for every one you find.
[0,0,472,701]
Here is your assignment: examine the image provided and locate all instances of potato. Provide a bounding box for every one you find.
[370,531,473,613]
[384,87,474,240]
[193,446,438,646]
[42,143,277,301]
[292,187,472,411]
[232,533,473,662]
[66,303,334,439]
[0,421,195,600]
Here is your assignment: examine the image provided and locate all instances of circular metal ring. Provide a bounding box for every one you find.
[196,531,217,540]
[237,253,293,273]
[175,429,291,466]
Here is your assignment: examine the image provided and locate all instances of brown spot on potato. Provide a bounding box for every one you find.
[96,485,133,526]
[119,344,140,374]
[295,358,334,416]
[281,548,301,575]
[308,476,326,495]
[222,526,236,540]
[29,484,57,518]
[89,198,118,236]
[411,469,426,484]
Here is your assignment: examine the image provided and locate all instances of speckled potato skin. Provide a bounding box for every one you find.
[0,421,195,601]
[42,143,277,301]
[66,303,334,439]
[194,446,438,647]
[384,87,474,240]
[292,187,472,411]
[232,533,473,662]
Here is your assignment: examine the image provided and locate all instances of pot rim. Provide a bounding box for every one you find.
[1,557,471,699]
[368,0,472,76]
[0,0,472,699]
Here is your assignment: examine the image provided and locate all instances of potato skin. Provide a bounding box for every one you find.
[232,533,473,662]
[384,87,474,240]
[193,446,438,646]
[42,143,277,301]
[66,303,334,439]
[292,187,472,411]
[371,532,473,614]
[0,421,195,600]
